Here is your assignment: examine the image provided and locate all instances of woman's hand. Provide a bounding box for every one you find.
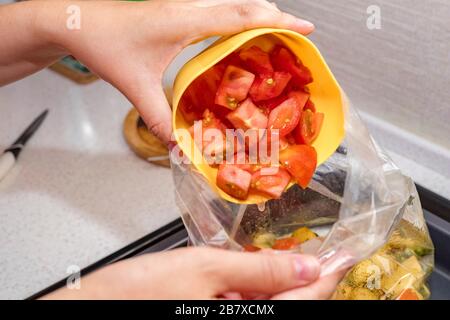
[1,0,314,144]
[54,0,315,144]
[42,247,345,300]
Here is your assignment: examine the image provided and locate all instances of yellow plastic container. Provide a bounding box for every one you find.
[172,28,345,204]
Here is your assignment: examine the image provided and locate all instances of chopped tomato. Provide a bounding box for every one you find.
[239,45,273,77]
[304,99,316,113]
[250,167,291,199]
[189,110,227,157]
[279,145,317,189]
[184,64,225,114]
[226,98,268,130]
[216,164,252,199]
[202,109,227,130]
[215,65,255,109]
[288,91,310,109]
[271,46,313,86]
[179,95,202,123]
[258,94,288,112]
[249,72,292,102]
[294,110,324,145]
[180,44,320,201]
[267,97,302,136]
[243,244,261,252]
[272,237,299,250]
[284,133,296,145]
[397,288,420,300]
[220,52,244,69]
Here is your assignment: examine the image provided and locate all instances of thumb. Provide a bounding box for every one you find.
[203,248,321,295]
[130,80,173,145]
[272,268,349,300]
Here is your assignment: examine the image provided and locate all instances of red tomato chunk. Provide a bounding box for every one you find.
[249,72,292,102]
[215,65,255,109]
[272,237,299,250]
[279,145,317,189]
[271,46,313,87]
[226,98,268,130]
[267,97,302,136]
[216,164,252,200]
[250,167,291,199]
[294,110,324,145]
[239,45,274,77]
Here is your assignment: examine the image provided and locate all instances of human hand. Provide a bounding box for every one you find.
[42,247,346,300]
[42,0,314,144]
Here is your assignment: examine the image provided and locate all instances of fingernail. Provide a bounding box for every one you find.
[293,255,321,282]
[295,19,315,30]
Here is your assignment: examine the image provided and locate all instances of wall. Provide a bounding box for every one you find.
[277,0,450,150]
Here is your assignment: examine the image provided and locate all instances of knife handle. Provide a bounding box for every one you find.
[0,152,16,181]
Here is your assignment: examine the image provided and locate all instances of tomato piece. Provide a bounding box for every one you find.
[258,94,288,111]
[397,288,420,300]
[184,64,225,114]
[220,52,244,69]
[267,97,302,136]
[215,65,255,109]
[202,109,227,130]
[304,99,316,113]
[243,244,261,252]
[249,72,292,102]
[216,164,252,199]
[272,237,299,250]
[179,94,202,123]
[226,98,268,130]
[294,110,324,145]
[284,133,296,145]
[288,91,310,109]
[250,167,291,199]
[271,46,313,86]
[189,110,227,160]
[279,145,317,189]
[239,45,273,77]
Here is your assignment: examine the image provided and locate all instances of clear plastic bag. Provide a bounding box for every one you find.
[170,95,434,299]
[170,70,433,301]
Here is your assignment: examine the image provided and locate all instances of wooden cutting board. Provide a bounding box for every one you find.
[48,56,98,84]
[123,108,170,167]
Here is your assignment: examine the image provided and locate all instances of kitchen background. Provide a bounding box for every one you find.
[0,0,449,299]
